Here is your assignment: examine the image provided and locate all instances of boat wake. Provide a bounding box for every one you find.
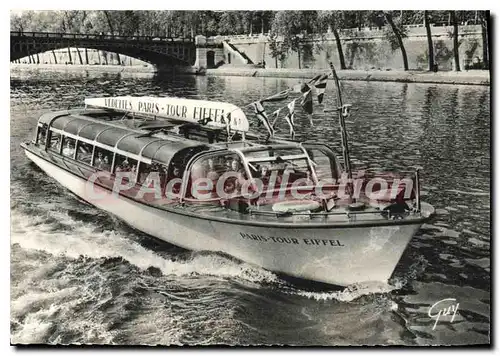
[11,206,414,303]
[11,203,419,345]
[10,207,281,345]
[10,209,280,285]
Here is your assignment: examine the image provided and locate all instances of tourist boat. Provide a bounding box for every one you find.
[20,66,434,287]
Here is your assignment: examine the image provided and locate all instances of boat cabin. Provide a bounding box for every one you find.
[31,106,344,211]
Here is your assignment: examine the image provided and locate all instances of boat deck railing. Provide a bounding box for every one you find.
[247,206,416,220]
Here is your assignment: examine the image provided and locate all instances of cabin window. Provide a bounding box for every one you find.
[36,126,47,146]
[47,130,61,152]
[244,153,314,198]
[113,154,138,175]
[137,162,168,187]
[191,154,245,181]
[255,158,312,183]
[76,142,93,165]
[93,147,112,171]
[187,153,246,199]
[306,148,336,180]
[137,162,148,184]
[61,136,76,158]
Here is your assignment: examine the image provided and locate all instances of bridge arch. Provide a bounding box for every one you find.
[13,43,190,67]
[11,32,196,67]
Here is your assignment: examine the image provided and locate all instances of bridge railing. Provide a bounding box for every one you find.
[11,31,193,43]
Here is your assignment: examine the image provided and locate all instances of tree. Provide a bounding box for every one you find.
[269,11,300,68]
[218,11,241,35]
[450,11,460,71]
[255,11,274,35]
[258,11,266,34]
[239,11,254,35]
[479,10,489,69]
[101,10,146,64]
[268,32,289,68]
[103,10,115,34]
[201,11,220,37]
[10,11,34,32]
[269,11,319,69]
[423,10,434,71]
[81,11,90,64]
[60,11,86,64]
[179,11,202,38]
[383,11,409,71]
[318,11,346,69]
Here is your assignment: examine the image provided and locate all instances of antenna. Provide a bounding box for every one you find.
[329,62,354,202]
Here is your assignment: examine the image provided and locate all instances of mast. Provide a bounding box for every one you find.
[329,62,354,200]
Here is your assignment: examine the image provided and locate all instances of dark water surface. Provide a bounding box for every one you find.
[10,68,490,345]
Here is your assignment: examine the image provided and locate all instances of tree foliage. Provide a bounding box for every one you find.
[10,10,485,37]
[317,11,348,69]
[10,10,276,37]
[268,11,320,68]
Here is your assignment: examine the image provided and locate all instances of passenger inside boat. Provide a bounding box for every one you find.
[138,164,149,184]
[190,160,207,182]
[228,158,245,176]
[206,158,220,181]
[158,163,168,189]
[37,126,47,146]
[172,166,181,178]
[94,149,111,171]
[115,155,134,173]
[184,153,244,199]
[259,164,270,181]
[101,157,110,170]
[96,152,103,166]
[48,130,61,152]
[62,140,75,157]
[76,142,93,164]
[224,158,247,193]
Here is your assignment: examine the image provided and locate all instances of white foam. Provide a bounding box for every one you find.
[11,209,278,284]
[11,287,79,318]
[292,280,401,302]
[11,301,116,345]
[445,189,489,197]
[11,314,53,344]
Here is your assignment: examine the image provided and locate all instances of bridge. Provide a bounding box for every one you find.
[10,31,197,67]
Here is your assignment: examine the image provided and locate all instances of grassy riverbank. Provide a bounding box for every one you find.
[205,67,490,86]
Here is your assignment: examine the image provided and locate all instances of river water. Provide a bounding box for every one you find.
[10,67,490,346]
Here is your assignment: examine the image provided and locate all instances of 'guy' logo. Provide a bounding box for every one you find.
[428,298,460,330]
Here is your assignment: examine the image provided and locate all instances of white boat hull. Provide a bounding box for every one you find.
[25,150,424,286]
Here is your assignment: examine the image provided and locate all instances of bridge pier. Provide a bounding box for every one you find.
[194,35,208,69]
[193,35,226,70]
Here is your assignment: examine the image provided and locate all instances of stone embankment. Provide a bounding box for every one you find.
[204,67,490,86]
[10,63,155,74]
[11,63,489,86]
